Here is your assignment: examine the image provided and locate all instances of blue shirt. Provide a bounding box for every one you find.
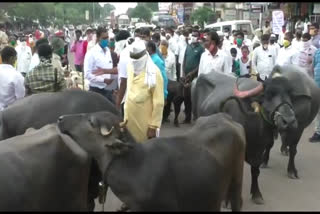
[151,53,168,99]
[314,49,320,88]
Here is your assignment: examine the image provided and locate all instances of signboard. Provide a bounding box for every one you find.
[158,3,171,12]
[177,8,184,24]
[314,3,320,14]
[272,10,284,34]
[85,10,89,21]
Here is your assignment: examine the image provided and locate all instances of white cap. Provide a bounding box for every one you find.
[130,40,146,54]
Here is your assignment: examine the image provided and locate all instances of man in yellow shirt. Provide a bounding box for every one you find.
[123,40,164,143]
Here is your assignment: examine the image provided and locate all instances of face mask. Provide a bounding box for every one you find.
[236,38,243,46]
[244,35,248,40]
[10,41,16,46]
[224,33,229,37]
[132,54,148,75]
[58,48,65,56]
[309,29,316,36]
[100,39,109,48]
[190,36,198,44]
[270,39,275,44]
[283,40,291,48]
[21,41,27,46]
[87,33,93,40]
[263,44,268,50]
[13,60,17,68]
[209,43,217,56]
[302,40,311,49]
[109,41,115,49]
[160,45,168,56]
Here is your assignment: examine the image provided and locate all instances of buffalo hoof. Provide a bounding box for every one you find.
[252,196,264,205]
[281,150,289,156]
[260,162,269,168]
[288,171,299,179]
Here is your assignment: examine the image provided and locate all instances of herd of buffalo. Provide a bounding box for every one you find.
[0,65,319,211]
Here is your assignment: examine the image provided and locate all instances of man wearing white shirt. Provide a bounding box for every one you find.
[269,34,280,59]
[15,36,32,76]
[198,31,230,76]
[175,30,188,81]
[276,32,299,66]
[292,30,302,50]
[222,28,234,56]
[252,34,276,81]
[28,38,49,72]
[297,33,317,77]
[83,27,117,103]
[0,46,25,110]
[230,31,245,60]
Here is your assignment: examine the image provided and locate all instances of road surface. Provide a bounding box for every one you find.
[93,113,320,211]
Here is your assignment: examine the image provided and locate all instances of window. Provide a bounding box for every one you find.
[210,27,221,31]
[222,25,232,32]
[236,24,252,35]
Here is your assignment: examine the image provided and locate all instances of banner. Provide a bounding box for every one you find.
[85,10,89,21]
[272,10,284,35]
[177,8,184,24]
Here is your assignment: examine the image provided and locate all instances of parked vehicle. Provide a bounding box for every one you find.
[205,20,255,40]
[151,14,177,29]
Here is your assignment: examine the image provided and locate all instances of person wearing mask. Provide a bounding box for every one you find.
[230,31,245,60]
[160,39,176,81]
[70,30,85,73]
[83,27,117,103]
[230,48,240,76]
[222,28,234,56]
[198,31,230,76]
[0,46,25,110]
[292,30,303,50]
[309,48,320,143]
[166,28,177,55]
[303,17,311,34]
[269,34,280,59]
[309,23,320,49]
[181,30,204,124]
[239,46,251,78]
[140,28,164,61]
[15,35,32,76]
[297,33,317,77]
[25,43,66,95]
[134,28,141,39]
[83,28,95,55]
[114,30,131,57]
[252,34,276,82]
[0,24,8,51]
[295,17,304,32]
[146,41,168,101]
[263,20,272,35]
[175,30,189,81]
[28,38,49,72]
[51,37,66,76]
[8,35,18,48]
[243,30,252,51]
[116,36,134,113]
[276,32,299,66]
[278,25,287,47]
[123,39,164,143]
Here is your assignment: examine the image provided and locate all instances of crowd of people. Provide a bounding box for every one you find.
[1,18,320,143]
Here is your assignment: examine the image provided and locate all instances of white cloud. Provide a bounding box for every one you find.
[99,2,137,16]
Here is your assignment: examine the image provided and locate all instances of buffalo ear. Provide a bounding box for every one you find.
[105,139,133,155]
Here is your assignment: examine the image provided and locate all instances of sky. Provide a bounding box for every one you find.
[99,2,137,16]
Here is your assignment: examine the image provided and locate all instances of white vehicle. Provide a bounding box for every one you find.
[205,20,255,40]
[135,22,156,30]
[118,14,130,29]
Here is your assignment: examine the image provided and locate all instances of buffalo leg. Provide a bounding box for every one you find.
[250,166,264,204]
[261,139,274,168]
[173,97,184,127]
[281,128,303,179]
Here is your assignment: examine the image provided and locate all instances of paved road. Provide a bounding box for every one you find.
[93,112,320,212]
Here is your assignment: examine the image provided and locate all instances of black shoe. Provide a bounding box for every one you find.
[309,133,320,143]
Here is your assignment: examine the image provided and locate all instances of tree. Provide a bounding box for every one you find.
[139,3,159,12]
[102,3,115,18]
[190,7,215,28]
[130,4,152,22]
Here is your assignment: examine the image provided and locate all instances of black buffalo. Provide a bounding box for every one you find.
[192,65,320,204]
[0,125,90,211]
[58,111,246,211]
[163,80,185,126]
[0,89,119,211]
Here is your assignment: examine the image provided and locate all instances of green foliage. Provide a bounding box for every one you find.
[190,7,215,28]
[102,3,115,18]
[138,3,159,12]
[6,3,103,27]
[130,4,152,22]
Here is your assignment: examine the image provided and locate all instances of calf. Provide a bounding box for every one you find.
[163,79,184,127]
[58,112,246,211]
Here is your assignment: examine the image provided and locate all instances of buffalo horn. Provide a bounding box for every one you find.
[100,126,114,136]
[251,102,260,113]
[234,81,263,99]
[119,120,128,128]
